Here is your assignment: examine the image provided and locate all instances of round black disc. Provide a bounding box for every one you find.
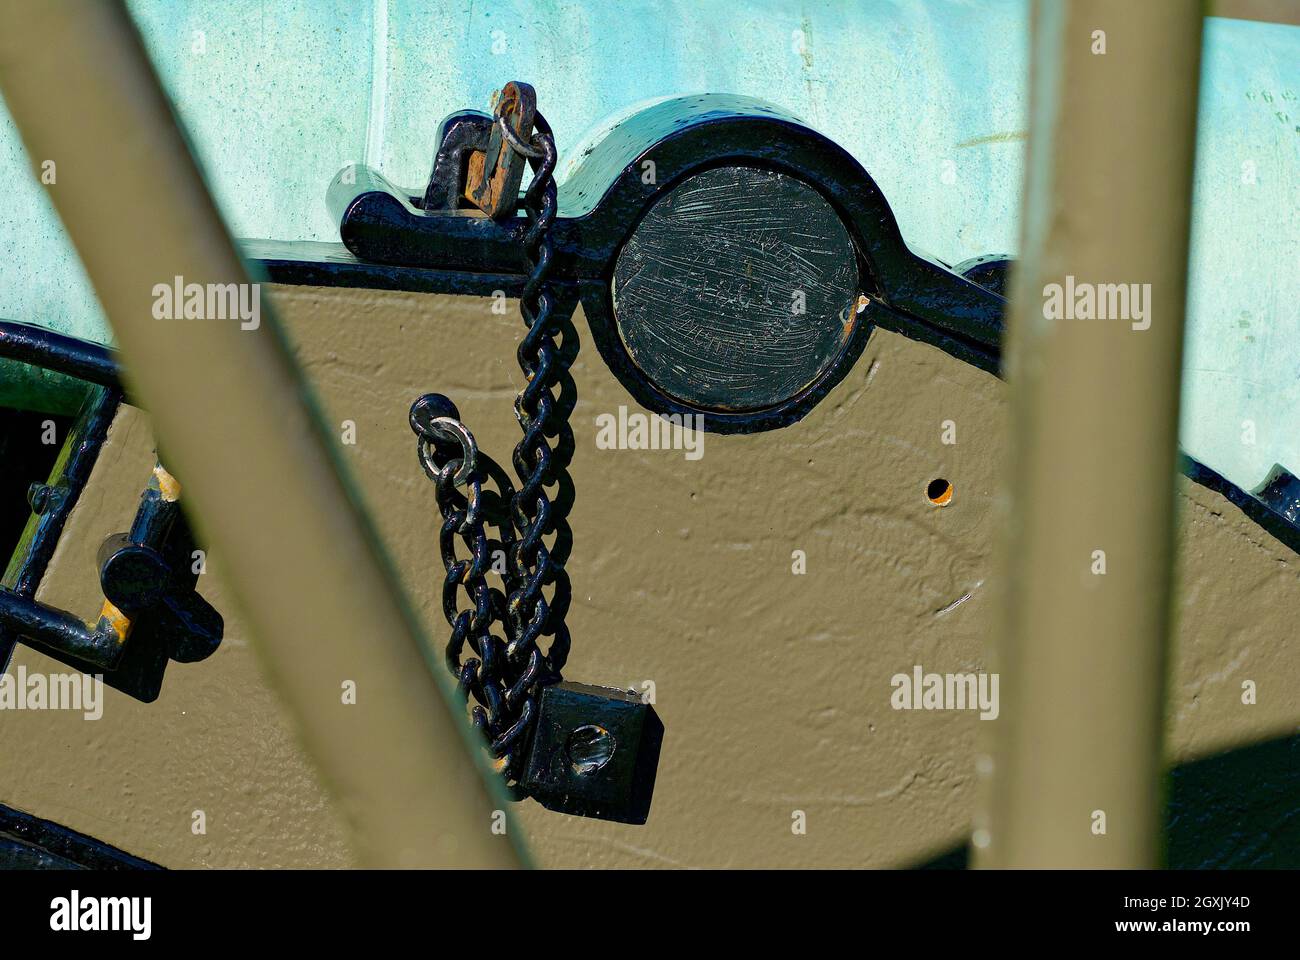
[611,165,860,413]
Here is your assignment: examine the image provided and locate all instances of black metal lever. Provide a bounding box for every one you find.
[96,464,222,664]
[0,463,221,673]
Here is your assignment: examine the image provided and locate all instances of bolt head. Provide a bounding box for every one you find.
[566,724,616,775]
[522,681,664,824]
[408,393,461,438]
[26,483,56,515]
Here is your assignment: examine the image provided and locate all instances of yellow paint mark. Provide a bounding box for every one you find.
[98,599,132,644]
[956,131,1028,148]
[153,463,181,501]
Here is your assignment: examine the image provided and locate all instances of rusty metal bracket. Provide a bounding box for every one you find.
[465,81,537,219]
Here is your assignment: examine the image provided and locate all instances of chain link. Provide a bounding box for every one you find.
[414,107,571,788]
[505,111,571,755]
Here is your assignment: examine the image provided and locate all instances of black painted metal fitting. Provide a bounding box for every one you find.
[1257,465,1300,525]
[0,588,125,670]
[521,681,664,825]
[26,482,64,516]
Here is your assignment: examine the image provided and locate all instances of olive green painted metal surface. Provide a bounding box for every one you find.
[5,289,1294,868]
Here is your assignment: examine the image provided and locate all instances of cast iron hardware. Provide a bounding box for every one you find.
[1,381,118,678]
[97,464,223,664]
[327,93,1007,432]
[610,164,863,413]
[411,395,664,823]
[0,801,161,870]
[0,461,221,678]
[405,83,663,821]
[0,320,221,700]
[263,90,1299,552]
[407,84,576,790]
[521,682,664,825]
[466,81,538,219]
[954,254,1015,300]
[1256,465,1300,526]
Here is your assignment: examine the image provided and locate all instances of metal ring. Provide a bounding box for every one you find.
[418,416,478,486]
[497,114,543,159]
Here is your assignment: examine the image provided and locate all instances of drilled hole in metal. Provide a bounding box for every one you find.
[927,478,953,506]
[567,724,616,775]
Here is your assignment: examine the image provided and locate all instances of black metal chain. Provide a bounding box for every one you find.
[413,109,571,788]
[506,109,571,735]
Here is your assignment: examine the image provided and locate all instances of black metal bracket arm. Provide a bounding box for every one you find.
[0,461,222,694]
[0,319,122,393]
[324,94,1008,434]
[0,800,161,870]
[94,464,223,664]
[303,92,1300,555]
[0,322,221,701]
[0,588,125,671]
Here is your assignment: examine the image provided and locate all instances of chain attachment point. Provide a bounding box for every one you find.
[412,86,570,789]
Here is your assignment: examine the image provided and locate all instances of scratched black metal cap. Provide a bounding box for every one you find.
[611,165,863,424]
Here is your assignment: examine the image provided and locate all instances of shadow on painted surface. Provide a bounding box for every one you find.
[917,733,1300,869]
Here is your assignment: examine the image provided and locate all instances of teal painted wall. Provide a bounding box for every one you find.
[0,2,1296,494]
[1183,17,1300,493]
